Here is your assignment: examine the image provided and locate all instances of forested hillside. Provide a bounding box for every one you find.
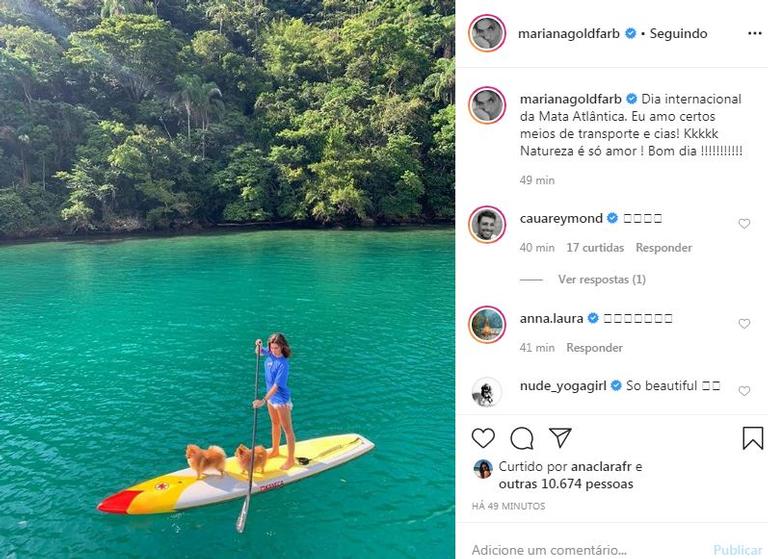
[0,0,454,238]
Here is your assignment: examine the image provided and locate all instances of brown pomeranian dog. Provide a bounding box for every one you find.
[186,444,227,480]
[235,444,267,475]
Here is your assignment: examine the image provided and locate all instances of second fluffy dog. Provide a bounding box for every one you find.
[235,444,267,475]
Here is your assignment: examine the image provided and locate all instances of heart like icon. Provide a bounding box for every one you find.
[472,428,495,448]
[739,319,751,329]
[739,218,751,229]
[739,386,751,396]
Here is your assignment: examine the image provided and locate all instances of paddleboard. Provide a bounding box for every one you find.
[97,433,374,514]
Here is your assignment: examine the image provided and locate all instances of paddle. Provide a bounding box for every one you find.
[296,436,361,466]
[235,344,260,534]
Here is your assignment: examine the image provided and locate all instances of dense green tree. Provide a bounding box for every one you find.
[0,184,62,235]
[179,31,266,112]
[188,30,230,66]
[60,200,95,231]
[424,104,454,218]
[371,134,424,221]
[215,143,273,221]
[108,125,194,224]
[307,126,369,223]
[0,189,34,235]
[57,159,114,229]
[267,144,310,219]
[55,121,125,226]
[17,182,63,230]
[0,99,96,188]
[67,15,183,101]
[0,25,63,104]
[0,123,60,188]
[74,119,130,164]
[261,19,334,85]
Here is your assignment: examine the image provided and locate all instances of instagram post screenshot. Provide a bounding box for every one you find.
[2,0,766,557]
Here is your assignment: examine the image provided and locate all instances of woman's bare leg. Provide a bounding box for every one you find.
[267,404,282,457]
[277,406,296,470]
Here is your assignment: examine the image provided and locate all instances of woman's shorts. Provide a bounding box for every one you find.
[268,400,293,410]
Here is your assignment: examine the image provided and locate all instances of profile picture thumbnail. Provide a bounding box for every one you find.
[469,87,505,124]
[474,459,493,479]
[471,377,501,408]
[469,306,506,343]
[469,15,506,51]
[469,206,505,243]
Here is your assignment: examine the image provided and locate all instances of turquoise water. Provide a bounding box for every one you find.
[0,229,454,558]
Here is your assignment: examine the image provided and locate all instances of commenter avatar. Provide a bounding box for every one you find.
[469,207,505,243]
[473,383,494,407]
[469,307,506,343]
[471,377,502,408]
[470,88,505,123]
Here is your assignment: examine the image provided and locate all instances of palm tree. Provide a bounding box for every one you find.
[170,75,223,157]
[205,0,232,34]
[170,75,196,143]
[197,80,222,158]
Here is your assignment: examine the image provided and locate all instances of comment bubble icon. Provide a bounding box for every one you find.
[510,427,535,450]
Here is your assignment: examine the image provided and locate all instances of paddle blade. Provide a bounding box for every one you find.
[235,499,249,533]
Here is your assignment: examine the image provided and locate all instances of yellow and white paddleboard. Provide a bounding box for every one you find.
[97,434,374,514]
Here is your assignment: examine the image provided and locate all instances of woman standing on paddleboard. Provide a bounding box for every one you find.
[253,333,296,470]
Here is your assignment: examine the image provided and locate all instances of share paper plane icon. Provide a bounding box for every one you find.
[549,428,573,449]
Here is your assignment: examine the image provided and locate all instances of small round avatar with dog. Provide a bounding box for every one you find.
[252,333,296,470]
